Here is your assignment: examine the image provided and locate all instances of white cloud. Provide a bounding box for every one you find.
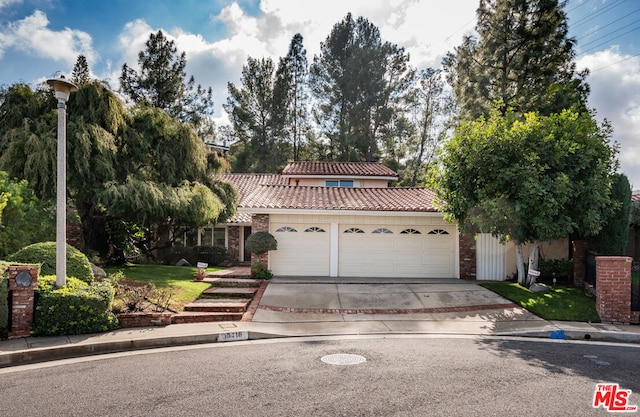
[0,10,96,66]
[578,49,640,188]
[0,0,21,10]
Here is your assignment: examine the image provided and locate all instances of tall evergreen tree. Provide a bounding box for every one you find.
[283,34,310,161]
[443,0,589,120]
[310,13,413,162]
[225,57,291,173]
[120,30,214,131]
[71,55,91,86]
[400,68,453,186]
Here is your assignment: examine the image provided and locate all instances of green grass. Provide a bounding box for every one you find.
[480,282,600,322]
[104,264,224,310]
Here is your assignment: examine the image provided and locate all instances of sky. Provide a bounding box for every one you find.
[1,0,639,188]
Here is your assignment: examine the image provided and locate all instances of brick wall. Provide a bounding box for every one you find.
[459,233,476,280]
[250,214,270,268]
[118,312,172,328]
[596,256,632,324]
[572,240,587,286]
[227,226,240,264]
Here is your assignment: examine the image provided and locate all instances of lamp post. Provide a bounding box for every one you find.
[46,76,77,288]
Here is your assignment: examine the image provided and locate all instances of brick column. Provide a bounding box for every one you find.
[7,265,39,339]
[572,240,587,287]
[595,256,632,324]
[227,226,240,264]
[250,214,270,268]
[459,233,476,280]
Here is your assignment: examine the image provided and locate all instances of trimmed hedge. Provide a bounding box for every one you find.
[245,232,277,255]
[33,275,118,336]
[155,245,227,266]
[8,242,94,284]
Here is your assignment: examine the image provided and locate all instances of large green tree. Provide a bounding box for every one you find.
[443,0,589,120]
[225,57,291,173]
[282,34,310,161]
[310,13,413,162]
[0,81,236,262]
[399,69,453,186]
[435,109,618,284]
[120,30,214,131]
[0,172,54,258]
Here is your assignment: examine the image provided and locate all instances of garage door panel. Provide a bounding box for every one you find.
[270,224,330,276]
[339,224,456,278]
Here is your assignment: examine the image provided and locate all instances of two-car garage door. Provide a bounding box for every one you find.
[269,217,457,278]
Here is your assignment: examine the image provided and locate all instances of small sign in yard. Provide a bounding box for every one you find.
[218,330,249,342]
[528,269,541,277]
[196,262,208,269]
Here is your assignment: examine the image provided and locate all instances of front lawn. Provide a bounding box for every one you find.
[104,264,224,311]
[480,282,600,322]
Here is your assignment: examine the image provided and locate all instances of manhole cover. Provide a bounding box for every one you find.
[321,353,366,366]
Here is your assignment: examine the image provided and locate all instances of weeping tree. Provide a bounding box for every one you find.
[435,109,618,285]
[0,81,236,262]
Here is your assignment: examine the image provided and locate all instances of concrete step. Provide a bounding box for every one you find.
[202,287,259,297]
[203,278,261,287]
[183,298,251,313]
[171,311,244,324]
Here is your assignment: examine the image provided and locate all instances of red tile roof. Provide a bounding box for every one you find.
[282,162,397,178]
[239,185,439,212]
[222,174,288,223]
[632,193,640,203]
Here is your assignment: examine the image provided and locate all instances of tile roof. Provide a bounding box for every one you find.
[238,185,439,212]
[222,174,288,223]
[282,161,397,178]
[633,193,640,203]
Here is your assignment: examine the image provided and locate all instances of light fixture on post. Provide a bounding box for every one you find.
[46,76,77,288]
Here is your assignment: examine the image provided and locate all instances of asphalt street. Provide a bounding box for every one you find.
[1,335,639,416]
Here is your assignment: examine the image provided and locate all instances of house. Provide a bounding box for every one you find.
[221,162,462,278]
[183,161,567,280]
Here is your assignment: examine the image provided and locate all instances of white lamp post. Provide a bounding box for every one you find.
[46,76,77,288]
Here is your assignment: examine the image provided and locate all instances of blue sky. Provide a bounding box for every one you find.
[1,0,639,187]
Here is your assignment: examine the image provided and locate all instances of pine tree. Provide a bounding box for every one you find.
[71,55,91,86]
[225,57,290,173]
[310,13,413,162]
[283,34,310,161]
[443,0,589,120]
[119,30,214,130]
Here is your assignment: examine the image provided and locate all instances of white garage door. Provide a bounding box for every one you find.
[269,223,331,276]
[338,224,456,278]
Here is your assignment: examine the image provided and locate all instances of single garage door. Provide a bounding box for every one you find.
[338,224,456,278]
[270,223,331,276]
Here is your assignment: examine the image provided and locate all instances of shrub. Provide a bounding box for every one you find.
[8,242,94,284]
[538,258,573,282]
[154,245,195,266]
[33,275,118,336]
[194,245,227,266]
[245,232,277,255]
[591,173,632,255]
[251,262,273,280]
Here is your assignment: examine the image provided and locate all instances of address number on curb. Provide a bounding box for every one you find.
[218,331,249,342]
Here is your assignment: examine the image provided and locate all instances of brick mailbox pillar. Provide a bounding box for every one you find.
[250,214,270,269]
[595,256,632,324]
[7,265,39,339]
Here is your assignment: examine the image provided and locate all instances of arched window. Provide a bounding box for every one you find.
[400,228,421,235]
[304,227,326,233]
[275,226,297,232]
[344,227,365,234]
[372,228,393,234]
[428,229,449,235]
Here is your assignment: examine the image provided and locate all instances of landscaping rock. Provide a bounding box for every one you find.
[176,258,191,266]
[91,263,107,279]
[529,283,551,293]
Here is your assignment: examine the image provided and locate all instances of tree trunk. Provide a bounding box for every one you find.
[527,242,540,286]
[515,241,526,285]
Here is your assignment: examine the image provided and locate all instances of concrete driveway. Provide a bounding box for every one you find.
[251,277,544,335]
